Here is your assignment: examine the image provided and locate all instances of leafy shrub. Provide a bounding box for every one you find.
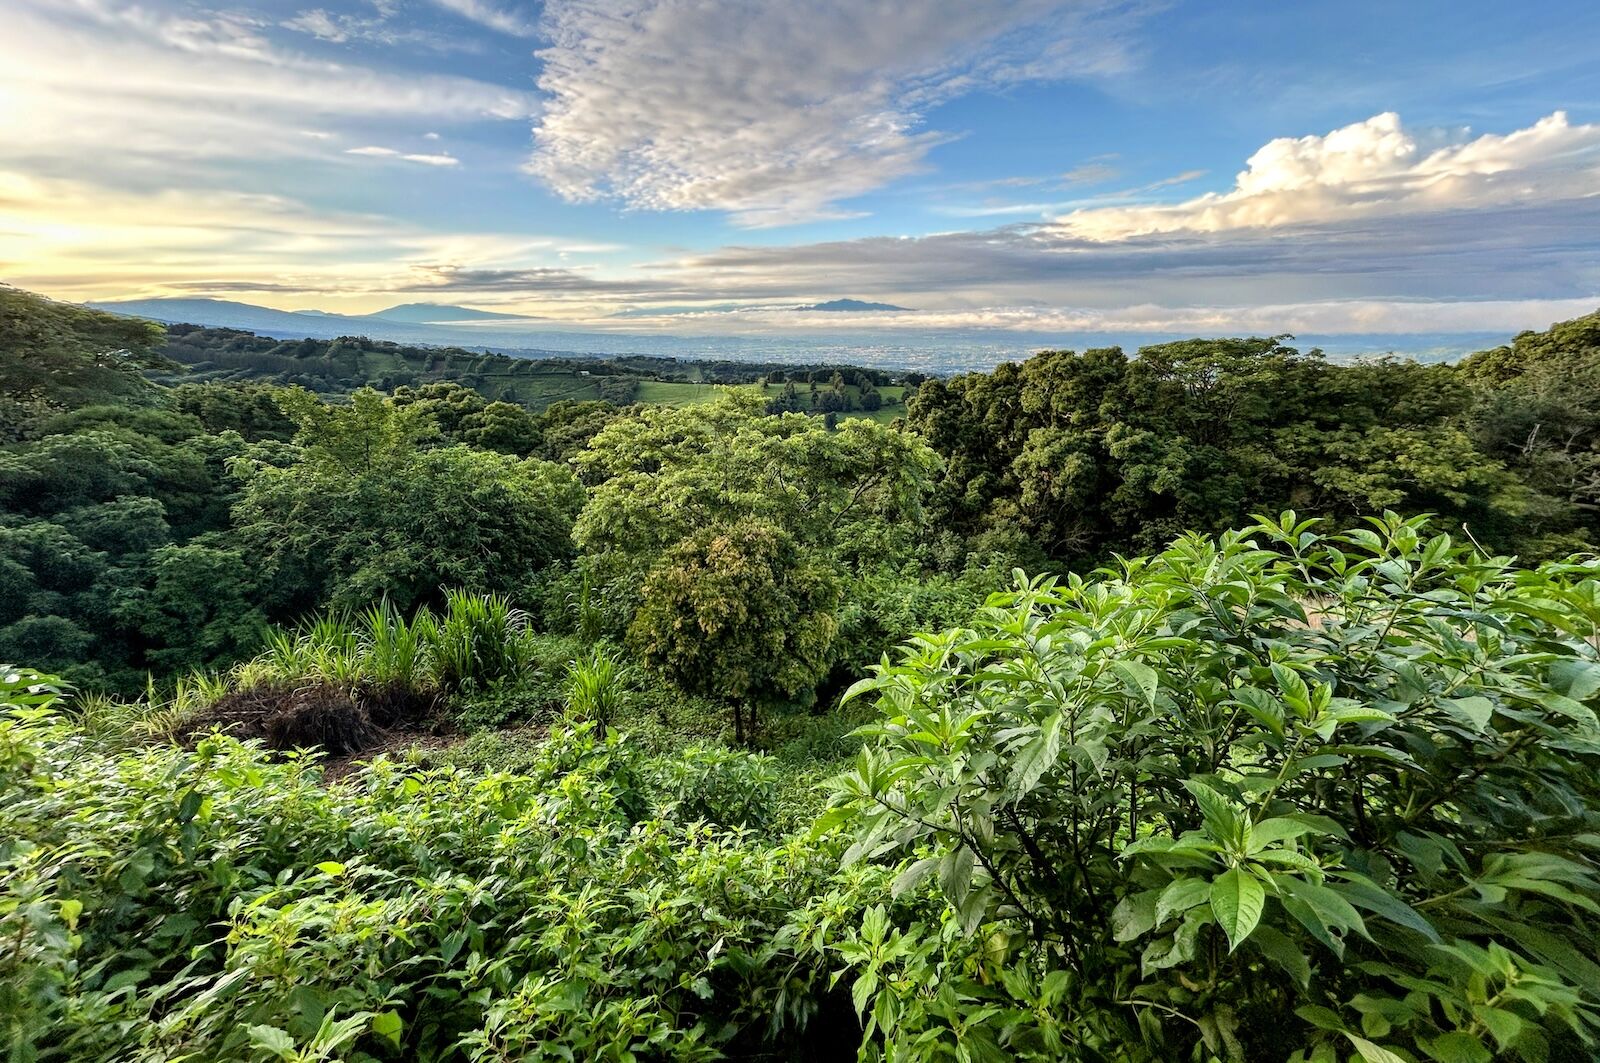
[452,635,588,732]
[1,701,828,1061]
[821,512,1600,1061]
[650,745,781,831]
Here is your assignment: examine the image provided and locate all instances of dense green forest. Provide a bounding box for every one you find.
[3,283,1600,1061]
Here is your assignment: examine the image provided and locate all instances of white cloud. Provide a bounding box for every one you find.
[348,146,461,165]
[526,0,1151,226]
[0,170,612,308]
[1056,111,1600,240]
[283,3,491,49]
[0,0,538,175]
[282,9,351,43]
[430,0,539,37]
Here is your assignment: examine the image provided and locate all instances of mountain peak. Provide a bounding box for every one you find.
[796,298,913,313]
[365,303,533,323]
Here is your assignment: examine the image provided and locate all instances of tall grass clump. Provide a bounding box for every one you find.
[429,590,532,692]
[359,600,430,689]
[63,671,231,750]
[223,592,535,697]
[565,646,628,735]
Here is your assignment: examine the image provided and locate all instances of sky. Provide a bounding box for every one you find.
[2,0,1598,344]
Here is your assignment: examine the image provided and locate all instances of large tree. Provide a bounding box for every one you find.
[572,394,942,692]
[627,519,840,742]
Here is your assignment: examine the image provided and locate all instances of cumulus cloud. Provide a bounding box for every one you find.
[526,0,1152,226]
[1056,111,1600,240]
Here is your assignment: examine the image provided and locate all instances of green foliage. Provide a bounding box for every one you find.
[0,284,169,427]
[577,394,940,720]
[232,388,585,612]
[822,512,1600,1060]
[229,591,538,699]
[1,704,831,1061]
[628,519,841,741]
[426,590,533,693]
[908,333,1572,563]
[649,745,781,831]
[576,393,939,582]
[1460,309,1600,558]
[565,645,629,735]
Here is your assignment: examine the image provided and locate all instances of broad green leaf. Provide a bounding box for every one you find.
[938,845,974,909]
[1111,659,1159,707]
[1550,658,1600,702]
[1295,1004,1346,1032]
[1345,1034,1409,1063]
[1334,876,1440,942]
[1249,817,1317,852]
[1422,1031,1491,1063]
[1154,877,1212,927]
[1250,923,1311,988]
[1440,696,1494,733]
[118,850,155,894]
[1112,890,1159,942]
[1007,712,1063,796]
[1184,778,1244,847]
[1209,868,1266,952]
[890,857,939,899]
[370,1011,403,1046]
[245,1025,296,1060]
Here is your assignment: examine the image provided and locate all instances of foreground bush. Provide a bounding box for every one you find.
[823,512,1600,1060]
[6,514,1600,1062]
[0,694,835,1061]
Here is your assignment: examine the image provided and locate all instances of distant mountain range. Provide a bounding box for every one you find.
[83,295,1502,372]
[86,297,555,347]
[357,302,536,324]
[794,299,912,312]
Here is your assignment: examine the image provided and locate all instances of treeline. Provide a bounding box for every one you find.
[3,280,1598,710]
[908,325,1600,564]
[156,320,911,399]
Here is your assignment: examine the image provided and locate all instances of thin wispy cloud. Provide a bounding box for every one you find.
[430,0,539,37]
[346,146,462,166]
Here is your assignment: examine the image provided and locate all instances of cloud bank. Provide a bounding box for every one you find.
[1056,111,1600,239]
[526,0,1150,226]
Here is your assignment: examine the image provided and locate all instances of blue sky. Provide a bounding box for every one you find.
[2,0,1598,340]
